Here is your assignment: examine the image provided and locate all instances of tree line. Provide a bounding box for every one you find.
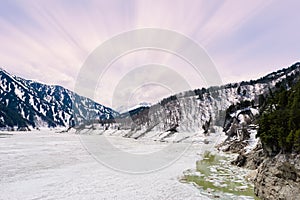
[257,79,300,155]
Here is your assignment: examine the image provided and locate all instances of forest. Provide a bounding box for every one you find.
[257,79,300,155]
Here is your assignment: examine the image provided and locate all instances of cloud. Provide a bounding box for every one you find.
[0,0,299,108]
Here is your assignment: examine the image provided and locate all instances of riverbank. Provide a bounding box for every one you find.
[181,150,259,200]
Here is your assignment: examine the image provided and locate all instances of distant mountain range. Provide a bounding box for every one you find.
[116,102,151,114]
[1,63,300,132]
[0,68,118,130]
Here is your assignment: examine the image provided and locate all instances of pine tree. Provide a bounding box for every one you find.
[258,79,300,154]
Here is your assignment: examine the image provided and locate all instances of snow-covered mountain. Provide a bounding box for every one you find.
[1,62,299,134]
[0,68,118,130]
[114,62,300,140]
[116,102,151,114]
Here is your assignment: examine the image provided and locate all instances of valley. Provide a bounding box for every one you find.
[1,63,300,199]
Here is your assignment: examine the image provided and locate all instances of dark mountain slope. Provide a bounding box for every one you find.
[0,68,118,130]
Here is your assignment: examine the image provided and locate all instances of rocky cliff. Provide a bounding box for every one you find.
[254,154,300,200]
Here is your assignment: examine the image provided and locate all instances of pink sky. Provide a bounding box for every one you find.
[1,0,299,108]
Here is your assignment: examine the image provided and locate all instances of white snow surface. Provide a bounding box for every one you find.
[0,130,227,200]
[244,130,259,154]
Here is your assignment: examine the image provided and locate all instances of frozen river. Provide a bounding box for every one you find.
[0,131,218,200]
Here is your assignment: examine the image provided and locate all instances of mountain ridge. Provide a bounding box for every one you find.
[1,62,300,132]
[112,62,300,139]
[0,68,118,130]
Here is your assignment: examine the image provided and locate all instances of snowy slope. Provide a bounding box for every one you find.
[113,62,300,141]
[0,68,118,130]
[116,102,151,114]
[1,62,299,133]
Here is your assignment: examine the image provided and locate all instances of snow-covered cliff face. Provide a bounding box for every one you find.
[122,63,300,137]
[0,69,118,130]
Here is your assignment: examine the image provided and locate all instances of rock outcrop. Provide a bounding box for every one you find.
[231,141,265,169]
[230,140,300,199]
[254,154,300,200]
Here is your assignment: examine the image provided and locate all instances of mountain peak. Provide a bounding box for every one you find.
[0,69,118,130]
[116,102,152,114]
[0,67,11,76]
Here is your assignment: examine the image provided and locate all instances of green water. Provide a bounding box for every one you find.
[183,151,259,199]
